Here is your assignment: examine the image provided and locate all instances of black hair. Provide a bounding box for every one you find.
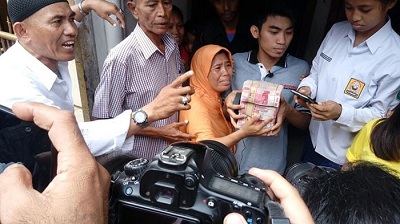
[370,103,400,161]
[253,0,298,30]
[302,162,400,224]
[171,5,184,22]
[216,49,230,59]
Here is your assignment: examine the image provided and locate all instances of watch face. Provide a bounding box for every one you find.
[135,112,146,123]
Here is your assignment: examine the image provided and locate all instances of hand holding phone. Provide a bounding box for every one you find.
[290,89,317,104]
[233,92,242,114]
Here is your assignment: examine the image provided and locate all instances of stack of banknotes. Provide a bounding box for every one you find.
[237,80,283,128]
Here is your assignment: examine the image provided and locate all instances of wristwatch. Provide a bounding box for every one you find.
[132,109,149,127]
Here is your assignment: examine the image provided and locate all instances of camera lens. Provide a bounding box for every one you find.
[285,162,336,195]
[200,140,238,177]
[284,162,316,185]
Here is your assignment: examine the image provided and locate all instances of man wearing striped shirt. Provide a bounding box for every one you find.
[92,0,195,159]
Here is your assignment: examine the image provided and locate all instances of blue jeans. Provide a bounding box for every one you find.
[301,134,342,170]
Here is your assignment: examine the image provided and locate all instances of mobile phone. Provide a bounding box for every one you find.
[290,89,317,104]
[0,104,56,192]
[233,92,242,114]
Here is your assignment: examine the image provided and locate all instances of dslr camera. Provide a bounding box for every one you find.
[107,140,289,224]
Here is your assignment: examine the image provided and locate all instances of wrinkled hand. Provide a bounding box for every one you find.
[224,168,314,224]
[143,71,195,123]
[293,86,312,108]
[0,102,110,223]
[85,0,125,28]
[159,121,196,143]
[238,115,275,137]
[224,90,246,127]
[308,100,342,121]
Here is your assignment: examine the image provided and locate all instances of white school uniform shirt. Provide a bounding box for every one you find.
[299,19,400,165]
[0,42,134,156]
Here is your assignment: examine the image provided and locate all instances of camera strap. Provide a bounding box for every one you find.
[265,200,290,224]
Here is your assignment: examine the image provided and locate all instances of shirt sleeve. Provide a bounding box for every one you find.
[92,53,129,118]
[180,101,216,141]
[78,110,133,156]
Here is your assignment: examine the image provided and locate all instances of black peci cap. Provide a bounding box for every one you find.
[8,0,68,24]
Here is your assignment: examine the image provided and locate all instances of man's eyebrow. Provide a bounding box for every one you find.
[268,25,282,30]
[48,11,76,20]
[268,25,294,30]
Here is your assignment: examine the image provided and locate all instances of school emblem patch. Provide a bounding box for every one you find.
[344,78,365,99]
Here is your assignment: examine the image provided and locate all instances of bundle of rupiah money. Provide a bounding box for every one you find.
[237,80,283,129]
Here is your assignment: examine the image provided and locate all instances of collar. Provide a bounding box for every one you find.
[248,49,287,68]
[206,15,252,39]
[134,24,177,60]
[365,17,393,54]
[14,42,67,91]
[345,17,393,54]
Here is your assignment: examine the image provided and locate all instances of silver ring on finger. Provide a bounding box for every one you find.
[181,95,189,105]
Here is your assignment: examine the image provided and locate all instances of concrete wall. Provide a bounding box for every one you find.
[303,0,332,64]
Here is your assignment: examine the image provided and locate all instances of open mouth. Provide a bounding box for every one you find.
[62,41,75,49]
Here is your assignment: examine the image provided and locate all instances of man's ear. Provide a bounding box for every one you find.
[12,22,30,42]
[250,25,259,39]
[387,0,397,10]
[126,1,139,20]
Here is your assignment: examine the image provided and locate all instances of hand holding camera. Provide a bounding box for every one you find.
[0,102,110,224]
[109,141,290,224]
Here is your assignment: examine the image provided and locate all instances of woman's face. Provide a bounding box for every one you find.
[168,13,185,45]
[344,0,395,37]
[208,52,233,93]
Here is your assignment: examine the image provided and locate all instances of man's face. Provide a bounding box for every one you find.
[253,15,294,60]
[21,3,77,66]
[211,0,239,23]
[344,0,394,37]
[130,0,172,38]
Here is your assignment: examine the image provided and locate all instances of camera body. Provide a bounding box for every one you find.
[110,141,269,224]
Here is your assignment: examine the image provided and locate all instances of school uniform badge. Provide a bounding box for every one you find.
[344,78,365,99]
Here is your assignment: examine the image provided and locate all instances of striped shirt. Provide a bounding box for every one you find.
[92,24,184,159]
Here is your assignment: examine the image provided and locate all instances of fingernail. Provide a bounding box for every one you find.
[113,23,117,27]
[184,120,189,123]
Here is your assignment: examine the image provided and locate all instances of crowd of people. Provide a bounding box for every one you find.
[0,0,400,223]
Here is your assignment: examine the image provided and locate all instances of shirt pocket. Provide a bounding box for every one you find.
[336,69,373,107]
